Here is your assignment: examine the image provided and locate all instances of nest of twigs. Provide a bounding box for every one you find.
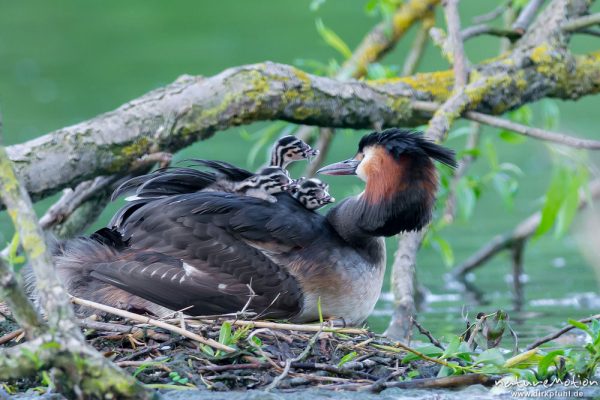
[82,317,448,392]
[0,297,498,394]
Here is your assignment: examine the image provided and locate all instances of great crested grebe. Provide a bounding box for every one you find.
[52,129,456,324]
[289,177,335,210]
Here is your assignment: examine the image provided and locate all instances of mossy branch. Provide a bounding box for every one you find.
[0,145,77,334]
[5,47,600,205]
[1,125,150,398]
[0,257,44,339]
[0,334,149,399]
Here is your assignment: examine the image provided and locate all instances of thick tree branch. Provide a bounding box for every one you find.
[0,334,147,398]
[6,46,600,204]
[0,131,148,398]
[0,145,77,334]
[0,257,44,339]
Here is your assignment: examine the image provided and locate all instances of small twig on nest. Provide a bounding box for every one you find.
[266,329,321,391]
[526,313,600,350]
[411,317,445,350]
[79,319,171,342]
[371,342,458,370]
[0,328,24,345]
[70,295,235,353]
[116,337,183,362]
[229,319,367,335]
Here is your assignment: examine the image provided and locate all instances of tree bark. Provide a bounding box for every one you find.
[5,48,600,204]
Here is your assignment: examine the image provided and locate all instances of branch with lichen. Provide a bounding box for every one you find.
[0,129,148,397]
[0,257,44,339]
[6,47,600,206]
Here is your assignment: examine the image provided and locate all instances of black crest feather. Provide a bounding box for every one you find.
[358,128,457,169]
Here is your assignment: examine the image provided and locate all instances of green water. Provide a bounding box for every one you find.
[0,1,599,346]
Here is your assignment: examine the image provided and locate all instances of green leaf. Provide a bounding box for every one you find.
[317,296,324,324]
[315,19,353,59]
[437,365,454,378]
[473,349,505,366]
[432,235,454,267]
[590,319,600,337]
[509,105,533,125]
[568,319,592,334]
[441,336,461,359]
[457,148,481,159]
[39,341,61,351]
[554,167,587,238]
[537,350,564,378]
[366,63,398,79]
[499,130,526,144]
[499,163,523,176]
[484,139,498,170]
[456,179,476,220]
[200,344,215,357]
[542,100,560,130]
[492,172,518,209]
[218,322,232,346]
[516,368,538,383]
[535,166,569,238]
[401,344,443,362]
[364,0,379,15]
[407,370,420,379]
[338,351,358,367]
